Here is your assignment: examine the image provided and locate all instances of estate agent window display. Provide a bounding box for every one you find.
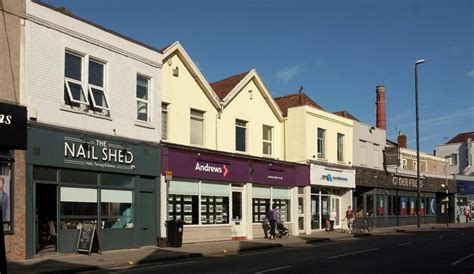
[0,151,13,233]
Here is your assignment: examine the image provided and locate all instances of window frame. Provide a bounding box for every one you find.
[337,133,344,162]
[317,128,326,159]
[262,125,273,156]
[136,74,151,122]
[64,51,89,105]
[87,59,110,111]
[161,103,169,140]
[190,109,205,146]
[235,119,247,152]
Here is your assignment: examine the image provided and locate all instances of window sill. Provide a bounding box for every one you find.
[184,224,231,228]
[317,157,328,161]
[60,105,113,121]
[134,120,155,129]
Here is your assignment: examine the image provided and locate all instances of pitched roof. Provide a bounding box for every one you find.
[210,71,250,100]
[333,111,360,122]
[446,132,474,144]
[274,92,324,117]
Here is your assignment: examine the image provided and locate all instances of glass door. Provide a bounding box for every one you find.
[298,195,305,232]
[311,195,320,229]
[331,197,341,226]
[231,189,245,239]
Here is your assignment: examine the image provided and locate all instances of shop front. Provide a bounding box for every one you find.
[355,167,456,227]
[456,178,474,223]
[0,102,27,260]
[160,144,308,243]
[26,123,160,258]
[309,164,355,231]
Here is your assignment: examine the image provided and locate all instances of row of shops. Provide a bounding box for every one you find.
[0,101,463,258]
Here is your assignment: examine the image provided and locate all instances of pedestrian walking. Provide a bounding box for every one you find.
[463,205,470,223]
[329,209,337,232]
[267,205,277,239]
[344,206,355,234]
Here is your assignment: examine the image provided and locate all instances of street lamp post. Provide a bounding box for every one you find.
[415,59,425,228]
[444,156,452,227]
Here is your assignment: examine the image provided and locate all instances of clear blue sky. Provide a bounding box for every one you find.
[45,0,474,153]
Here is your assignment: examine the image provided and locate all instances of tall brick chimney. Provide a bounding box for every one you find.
[398,131,407,148]
[375,85,386,130]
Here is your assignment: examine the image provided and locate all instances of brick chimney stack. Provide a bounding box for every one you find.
[375,85,386,130]
[398,131,407,148]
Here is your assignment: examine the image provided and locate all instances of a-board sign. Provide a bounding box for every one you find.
[76,224,102,256]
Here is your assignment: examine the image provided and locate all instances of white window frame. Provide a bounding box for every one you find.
[190,109,205,146]
[262,125,273,156]
[450,154,458,165]
[64,51,89,105]
[88,59,110,111]
[413,161,417,171]
[136,74,151,122]
[337,133,344,162]
[402,159,407,169]
[317,128,326,159]
[162,103,169,140]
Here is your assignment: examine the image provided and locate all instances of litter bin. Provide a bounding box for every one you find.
[166,219,184,247]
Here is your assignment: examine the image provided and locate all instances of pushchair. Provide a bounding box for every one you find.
[275,222,289,238]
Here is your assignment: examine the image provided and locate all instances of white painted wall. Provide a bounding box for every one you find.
[353,121,386,170]
[25,1,162,142]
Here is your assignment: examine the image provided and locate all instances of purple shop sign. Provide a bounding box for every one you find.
[251,161,309,187]
[162,147,250,183]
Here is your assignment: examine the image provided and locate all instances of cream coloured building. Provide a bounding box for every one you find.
[160,42,308,243]
[275,92,355,234]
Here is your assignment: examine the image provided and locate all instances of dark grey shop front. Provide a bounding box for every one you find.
[25,124,160,258]
[355,167,456,227]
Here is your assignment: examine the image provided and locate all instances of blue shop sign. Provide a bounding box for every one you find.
[457,180,474,194]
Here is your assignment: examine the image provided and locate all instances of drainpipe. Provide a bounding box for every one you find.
[215,102,223,150]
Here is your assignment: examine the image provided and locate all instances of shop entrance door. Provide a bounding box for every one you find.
[139,191,155,246]
[331,197,340,227]
[298,195,305,233]
[35,183,58,254]
[231,190,245,239]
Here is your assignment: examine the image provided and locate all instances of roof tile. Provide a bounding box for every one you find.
[446,132,474,144]
[210,71,250,100]
[333,111,360,121]
[274,92,324,117]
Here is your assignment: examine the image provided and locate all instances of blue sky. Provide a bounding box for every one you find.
[45,0,473,153]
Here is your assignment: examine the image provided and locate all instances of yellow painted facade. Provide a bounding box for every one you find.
[285,105,354,166]
[162,43,221,149]
[218,72,284,159]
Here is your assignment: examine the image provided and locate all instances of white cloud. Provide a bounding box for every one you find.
[276,64,305,83]
[467,70,474,78]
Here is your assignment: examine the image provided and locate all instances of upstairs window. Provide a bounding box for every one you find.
[88,60,109,110]
[64,52,88,105]
[262,125,273,156]
[235,119,247,152]
[449,154,458,165]
[136,75,150,122]
[317,128,326,158]
[190,109,204,146]
[337,133,344,162]
[162,103,169,140]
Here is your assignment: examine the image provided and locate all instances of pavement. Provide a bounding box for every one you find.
[7,222,474,274]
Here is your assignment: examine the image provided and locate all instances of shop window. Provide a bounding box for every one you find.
[136,75,150,122]
[408,197,416,216]
[366,195,374,217]
[60,187,98,230]
[388,196,393,216]
[427,197,436,215]
[355,195,364,218]
[190,109,204,146]
[1,162,13,232]
[201,196,229,224]
[100,189,133,229]
[252,198,270,223]
[33,166,57,181]
[100,173,134,188]
[235,119,247,152]
[376,195,384,216]
[393,196,400,215]
[168,194,199,224]
[262,125,273,156]
[399,197,407,216]
[61,169,98,186]
[317,128,326,158]
[273,199,290,222]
